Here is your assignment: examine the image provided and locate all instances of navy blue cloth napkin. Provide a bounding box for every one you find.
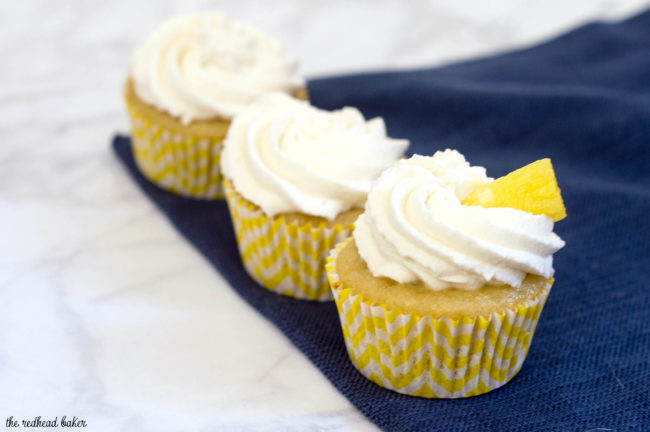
[113,10,650,432]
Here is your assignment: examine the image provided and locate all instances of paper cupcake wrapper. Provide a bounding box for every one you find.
[124,92,228,199]
[326,238,551,398]
[224,179,353,301]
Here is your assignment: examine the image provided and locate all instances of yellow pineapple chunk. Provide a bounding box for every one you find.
[462,158,567,221]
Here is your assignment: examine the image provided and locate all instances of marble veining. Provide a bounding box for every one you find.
[1,0,648,430]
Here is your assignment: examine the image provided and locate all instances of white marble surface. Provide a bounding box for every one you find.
[1,1,648,431]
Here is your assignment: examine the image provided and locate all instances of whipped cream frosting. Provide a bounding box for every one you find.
[354,150,565,290]
[130,12,305,123]
[221,92,409,220]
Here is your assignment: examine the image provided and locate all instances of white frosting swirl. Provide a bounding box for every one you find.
[130,12,305,123]
[221,92,409,220]
[354,150,565,290]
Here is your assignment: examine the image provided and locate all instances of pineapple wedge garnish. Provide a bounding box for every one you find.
[462,158,567,222]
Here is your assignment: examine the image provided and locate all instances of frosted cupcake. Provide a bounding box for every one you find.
[124,12,306,199]
[326,150,567,398]
[221,92,409,300]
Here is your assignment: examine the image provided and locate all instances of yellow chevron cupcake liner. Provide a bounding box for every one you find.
[326,238,551,398]
[224,179,353,301]
[124,86,228,200]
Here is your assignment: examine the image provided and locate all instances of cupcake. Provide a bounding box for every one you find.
[326,150,567,398]
[221,92,409,300]
[124,12,306,199]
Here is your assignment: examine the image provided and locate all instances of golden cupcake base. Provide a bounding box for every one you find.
[124,81,308,200]
[224,179,360,301]
[124,80,230,199]
[326,237,551,398]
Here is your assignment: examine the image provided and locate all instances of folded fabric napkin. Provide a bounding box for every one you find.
[113,10,650,432]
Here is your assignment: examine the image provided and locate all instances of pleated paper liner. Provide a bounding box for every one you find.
[223,179,355,301]
[123,80,230,200]
[326,237,552,398]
